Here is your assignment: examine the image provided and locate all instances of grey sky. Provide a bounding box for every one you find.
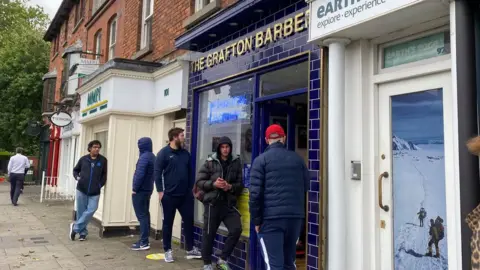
[27,0,63,20]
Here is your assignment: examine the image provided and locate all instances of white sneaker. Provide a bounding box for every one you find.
[203,264,214,270]
[164,249,174,263]
[186,246,202,259]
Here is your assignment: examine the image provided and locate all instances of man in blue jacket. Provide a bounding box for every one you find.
[131,137,156,251]
[154,127,201,263]
[70,140,107,241]
[249,124,309,270]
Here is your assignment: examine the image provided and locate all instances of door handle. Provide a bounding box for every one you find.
[378,171,389,212]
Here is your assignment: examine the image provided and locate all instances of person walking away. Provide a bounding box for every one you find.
[7,147,30,206]
[426,216,444,258]
[417,207,427,227]
[196,136,244,270]
[154,127,201,263]
[131,137,156,251]
[70,140,107,241]
[249,124,309,270]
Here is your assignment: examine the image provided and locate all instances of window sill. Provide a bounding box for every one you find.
[183,0,221,29]
[51,52,59,62]
[72,18,84,34]
[132,44,153,60]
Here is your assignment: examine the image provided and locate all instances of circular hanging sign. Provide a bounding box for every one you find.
[146,253,165,260]
[49,111,72,127]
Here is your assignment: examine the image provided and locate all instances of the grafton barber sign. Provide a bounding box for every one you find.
[191,10,310,72]
[309,0,424,40]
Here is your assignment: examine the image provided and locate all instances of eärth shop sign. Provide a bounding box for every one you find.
[309,0,424,41]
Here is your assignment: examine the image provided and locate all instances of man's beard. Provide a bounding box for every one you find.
[175,140,183,149]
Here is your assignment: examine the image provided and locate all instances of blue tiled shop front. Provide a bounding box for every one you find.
[177,1,322,269]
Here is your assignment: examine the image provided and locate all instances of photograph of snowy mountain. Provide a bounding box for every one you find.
[391,89,448,270]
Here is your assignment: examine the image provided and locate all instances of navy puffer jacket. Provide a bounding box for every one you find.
[249,142,309,226]
[132,137,156,193]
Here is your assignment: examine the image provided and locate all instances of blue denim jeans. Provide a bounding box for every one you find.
[132,192,151,245]
[74,190,100,236]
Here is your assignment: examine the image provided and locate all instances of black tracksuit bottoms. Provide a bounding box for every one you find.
[202,202,242,265]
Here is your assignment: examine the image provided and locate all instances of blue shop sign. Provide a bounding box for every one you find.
[208,95,249,124]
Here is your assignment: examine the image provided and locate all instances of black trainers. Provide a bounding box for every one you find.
[79,235,86,241]
[69,223,77,241]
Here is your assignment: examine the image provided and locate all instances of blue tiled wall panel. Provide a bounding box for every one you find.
[184,1,322,269]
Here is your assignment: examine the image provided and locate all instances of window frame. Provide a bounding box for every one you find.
[94,30,102,60]
[140,0,155,49]
[140,0,154,49]
[92,0,107,15]
[195,0,213,12]
[190,54,309,227]
[108,17,117,60]
[63,20,68,43]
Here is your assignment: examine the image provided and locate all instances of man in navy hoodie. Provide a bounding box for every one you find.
[70,140,107,241]
[131,137,156,251]
[154,127,201,263]
[249,124,309,270]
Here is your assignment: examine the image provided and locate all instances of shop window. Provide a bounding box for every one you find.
[195,0,213,12]
[94,30,102,60]
[108,17,117,60]
[141,0,154,49]
[194,78,254,224]
[259,61,309,97]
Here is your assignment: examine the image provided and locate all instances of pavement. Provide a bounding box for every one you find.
[0,182,203,270]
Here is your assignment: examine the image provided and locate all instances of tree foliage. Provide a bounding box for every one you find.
[0,0,50,155]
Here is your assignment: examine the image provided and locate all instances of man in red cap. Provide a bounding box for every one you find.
[249,124,309,270]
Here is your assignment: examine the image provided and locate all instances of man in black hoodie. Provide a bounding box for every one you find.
[196,136,244,270]
[70,140,107,241]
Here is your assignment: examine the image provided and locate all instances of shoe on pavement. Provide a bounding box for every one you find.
[164,249,174,263]
[79,235,87,241]
[203,264,214,270]
[216,258,230,270]
[131,242,150,251]
[186,246,202,259]
[69,223,76,241]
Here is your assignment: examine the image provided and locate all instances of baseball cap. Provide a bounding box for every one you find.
[265,124,285,139]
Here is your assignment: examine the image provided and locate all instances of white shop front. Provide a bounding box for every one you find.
[307,0,475,269]
[57,110,82,200]
[76,59,188,239]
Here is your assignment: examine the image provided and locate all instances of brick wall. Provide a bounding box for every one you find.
[185,1,322,269]
[123,0,238,62]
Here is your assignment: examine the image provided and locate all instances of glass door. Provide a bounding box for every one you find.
[378,72,451,269]
[260,102,296,152]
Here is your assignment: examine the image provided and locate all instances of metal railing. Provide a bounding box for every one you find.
[40,171,76,202]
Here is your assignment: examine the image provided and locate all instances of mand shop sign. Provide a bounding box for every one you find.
[87,87,101,107]
[191,10,310,72]
[309,0,424,41]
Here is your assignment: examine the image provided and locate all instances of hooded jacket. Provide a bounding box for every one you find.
[133,137,156,193]
[196,136,244,206]
[249,142,309,226]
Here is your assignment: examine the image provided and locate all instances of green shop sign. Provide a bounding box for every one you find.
[82,86,108,117]
[383,32,449,68]
[87,87,101,106]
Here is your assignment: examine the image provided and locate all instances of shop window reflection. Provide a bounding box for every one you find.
[194,78,253,225]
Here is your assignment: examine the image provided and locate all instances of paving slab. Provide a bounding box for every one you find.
[0,183,204,270]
